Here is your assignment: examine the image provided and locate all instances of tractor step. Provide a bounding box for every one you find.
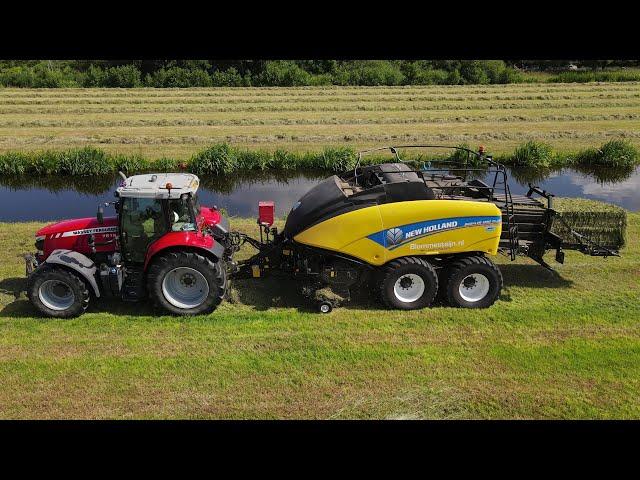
[121,268,146,301]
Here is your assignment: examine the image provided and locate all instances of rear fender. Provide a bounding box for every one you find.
[43,249,101,297]
[143,231,224,271]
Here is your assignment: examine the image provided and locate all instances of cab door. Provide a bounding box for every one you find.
[119,197,168,263]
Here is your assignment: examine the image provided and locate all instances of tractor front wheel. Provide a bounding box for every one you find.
[147,252,226,316]
[27,265,90,318]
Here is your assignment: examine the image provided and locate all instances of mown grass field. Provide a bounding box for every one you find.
[0,216,638,419]
[1,83,639,159]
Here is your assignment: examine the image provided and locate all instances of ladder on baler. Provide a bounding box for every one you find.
[491,167,518,260]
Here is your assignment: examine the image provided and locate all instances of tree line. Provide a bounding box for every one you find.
[1,60,639,88]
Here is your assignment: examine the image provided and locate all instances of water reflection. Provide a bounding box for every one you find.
[0,166,638,222]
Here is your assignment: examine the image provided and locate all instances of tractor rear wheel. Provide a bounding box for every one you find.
[27,265,90,318]
[379,257,438,310]
[147,252,226,316]
[443,255,503,308]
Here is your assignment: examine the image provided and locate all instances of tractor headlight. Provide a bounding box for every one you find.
[35,235,45,253]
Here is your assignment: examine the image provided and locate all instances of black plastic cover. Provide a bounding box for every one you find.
[283,164,435,238]
[283,176,349,238]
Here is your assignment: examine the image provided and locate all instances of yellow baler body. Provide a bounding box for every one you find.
[293,200,502,266]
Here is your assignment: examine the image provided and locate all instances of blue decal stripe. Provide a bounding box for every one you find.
[367,230,386,247]
[367,215,501,249]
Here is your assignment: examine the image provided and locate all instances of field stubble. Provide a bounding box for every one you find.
[0,83,639,159]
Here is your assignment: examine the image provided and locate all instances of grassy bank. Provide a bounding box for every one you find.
[0,140,638,176]
[1,84,639,158]
[0,216,639,419]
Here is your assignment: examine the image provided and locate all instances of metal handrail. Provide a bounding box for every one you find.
[353,145,493,186]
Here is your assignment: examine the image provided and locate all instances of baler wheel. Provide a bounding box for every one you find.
[443,255,503,308]
[379,257,438,310]
[147,252,226,315]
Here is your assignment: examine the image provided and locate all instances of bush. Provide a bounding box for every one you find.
[333,61,405,86]
[402,62,450,85]
[154,157,184,171]
[459,61,490,85]
[113,153,151,173]
[498,67,525,84]
[0,151,31,174]
[414,69,449,85]
[317,146,357,171]
[210,67,244,87]
[447,143,479,165]
[481,60,508,83]
[308,73,333,86]
[256,61,312,87]
[0,63,80,88]
[236,149,273,170]
[31,63,80,88]
[82,65,106,87]
[190,144,238,175]
[57,147,113,175]
[576,140,639,168]
[508,141,555,167]
[0,66,36,87]
[445,69,462,85]
[100,65,143,88]
[148,67,213,88]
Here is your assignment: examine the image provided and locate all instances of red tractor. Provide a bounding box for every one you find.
[26,172,235,317]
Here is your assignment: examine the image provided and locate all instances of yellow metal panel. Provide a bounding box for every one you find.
[293,206,387,264]
[377,200,500,228]
[293,200,502,265]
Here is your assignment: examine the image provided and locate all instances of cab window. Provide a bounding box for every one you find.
[168,195,196,232]
[120,197,167,263]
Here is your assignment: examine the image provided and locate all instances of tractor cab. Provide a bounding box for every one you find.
[115,173,201,263]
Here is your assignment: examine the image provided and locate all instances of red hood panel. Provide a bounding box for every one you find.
[198,206,221,227]
[37,216,118,237]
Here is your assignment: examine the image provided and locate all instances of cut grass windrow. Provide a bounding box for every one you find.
[1,84,639,160]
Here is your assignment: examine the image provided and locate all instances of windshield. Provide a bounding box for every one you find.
[192,193,201,216]
[168,195,197,232]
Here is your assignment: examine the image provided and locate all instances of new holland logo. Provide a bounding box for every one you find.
[386,227,404,246]
[368,215,502,251]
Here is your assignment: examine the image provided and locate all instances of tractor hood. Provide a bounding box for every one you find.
[37,216,118,238]
[36,216,120,260]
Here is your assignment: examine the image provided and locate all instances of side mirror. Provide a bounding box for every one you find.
[97,205,104,224]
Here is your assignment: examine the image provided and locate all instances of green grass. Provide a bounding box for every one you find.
[0,216,639,419]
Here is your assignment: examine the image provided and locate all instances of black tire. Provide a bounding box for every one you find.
[147,251,226,316]
[444,255,503,309]
[379,257,438,310]
[27,265,90,318]
[317,301,333,313]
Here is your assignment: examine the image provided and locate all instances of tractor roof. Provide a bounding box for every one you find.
[116,173,200,199]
